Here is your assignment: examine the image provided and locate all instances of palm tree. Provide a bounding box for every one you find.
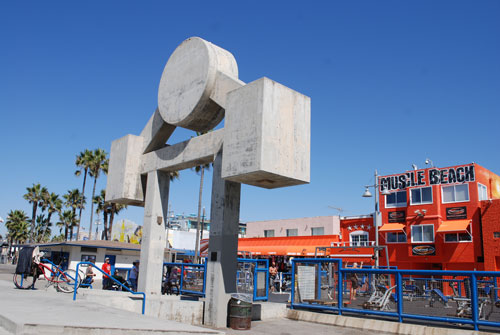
[88,149,108,240]
[75,149,93,240]
[57,210,76,241]
[63,189,85,240]
[23,184,48,242]
[5,210,30,251]
[107,202,127,240]
[34,214,51,242]
[41,192,62,239]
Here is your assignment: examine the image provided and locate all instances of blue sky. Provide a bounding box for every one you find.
[1,1,499,237]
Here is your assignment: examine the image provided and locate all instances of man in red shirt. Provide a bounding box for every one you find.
[102,257,111,290]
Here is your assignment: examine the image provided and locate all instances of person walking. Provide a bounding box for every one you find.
[129,260,139,292]
[102,257,111,290]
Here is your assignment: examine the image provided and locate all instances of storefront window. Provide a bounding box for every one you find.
[385,191,407,208]
[411,224,434,243]
[410,187,432,205]
[442,184,469,203]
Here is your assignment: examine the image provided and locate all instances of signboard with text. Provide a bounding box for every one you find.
[388,211,406,223]
[412,245,436,256]
[379,165,475,192]
[446,206,467,220]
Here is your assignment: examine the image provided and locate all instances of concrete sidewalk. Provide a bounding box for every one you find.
[0,279,222,335]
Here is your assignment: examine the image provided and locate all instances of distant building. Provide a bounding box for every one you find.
[245,216,340,238]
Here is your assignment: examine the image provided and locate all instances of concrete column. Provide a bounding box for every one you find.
[138,170,170,296]
[204,150,241,328]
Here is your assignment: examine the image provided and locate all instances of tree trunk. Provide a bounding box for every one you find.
[29,203,38,243]
[64,223,68,241]
[88,178,97,240]
[42,212,52,241]
[194,166,204,264]
[76,169,88,241]
[103,210,109,240]
[108,205,115,241]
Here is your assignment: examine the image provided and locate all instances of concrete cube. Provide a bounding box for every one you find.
[222,77,310,188]
[105,135,145,206]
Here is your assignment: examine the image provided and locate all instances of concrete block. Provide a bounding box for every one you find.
[105,135,145,206]
[222,77,310,189]
[158,37,238,132]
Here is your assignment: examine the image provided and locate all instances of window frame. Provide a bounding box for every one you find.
[385,190,408,208]
[441,184,470,204]
[286,228,298,237]
[410,186,433,205]
[311,227,325,236]
[350,231,369,246]
[264,229,275,238]
[444,231,472,243]
[411,224,435,243]
[385,231,407,244]
[478,183,488,201]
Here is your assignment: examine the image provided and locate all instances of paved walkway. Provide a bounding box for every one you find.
[0,264,382,335]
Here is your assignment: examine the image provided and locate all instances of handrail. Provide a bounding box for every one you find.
[73,261,146,315]
[40,258,78,282]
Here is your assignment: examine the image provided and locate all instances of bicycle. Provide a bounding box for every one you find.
[13,258,82,293]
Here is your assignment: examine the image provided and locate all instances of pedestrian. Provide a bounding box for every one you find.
[269,262,278,292]
[83,262,96,287]
[129,260,139,292]
[102,257,111,290]
[347,261,363,300]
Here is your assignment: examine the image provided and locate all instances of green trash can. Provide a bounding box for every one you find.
[228,294,252,330]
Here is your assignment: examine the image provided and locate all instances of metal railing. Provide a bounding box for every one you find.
[290,258,500,331]
[162,259,269,300]
[73,261,146,315]
[163,262,206,296]
[237,258,269,301]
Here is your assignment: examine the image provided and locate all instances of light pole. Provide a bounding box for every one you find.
[362,169,390,268]
[94,221,101,240]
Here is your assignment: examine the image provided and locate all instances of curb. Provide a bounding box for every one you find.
[287,309,489,335]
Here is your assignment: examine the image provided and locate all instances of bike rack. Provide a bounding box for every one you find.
[73,261,146,315]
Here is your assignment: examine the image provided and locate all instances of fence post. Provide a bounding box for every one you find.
[396,272,403,323]
[337,262,342,315]
[470,274,479,331]
[290,260,295,309]
[179,264,184,294]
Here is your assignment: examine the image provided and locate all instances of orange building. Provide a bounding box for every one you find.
[339,163,500,271]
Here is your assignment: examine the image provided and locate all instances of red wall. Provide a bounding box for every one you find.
[339,163,500,271]
[481,199,500,271]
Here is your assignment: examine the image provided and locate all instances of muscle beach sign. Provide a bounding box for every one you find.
[379,165,475,192]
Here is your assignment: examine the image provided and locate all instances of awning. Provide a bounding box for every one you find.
[437,220,470,233]
[379,224,405,232]
[238,235,340,256]
[201,235,341,257]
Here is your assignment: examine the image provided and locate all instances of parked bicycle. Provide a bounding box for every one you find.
[13,247,81,293]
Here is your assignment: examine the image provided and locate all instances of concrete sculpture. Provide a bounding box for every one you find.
[105,37,310,327]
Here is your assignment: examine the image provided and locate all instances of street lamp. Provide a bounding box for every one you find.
[362,169,390,268]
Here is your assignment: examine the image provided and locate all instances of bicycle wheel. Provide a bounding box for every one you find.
[56,269,81,293]
[13,273,35,289]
